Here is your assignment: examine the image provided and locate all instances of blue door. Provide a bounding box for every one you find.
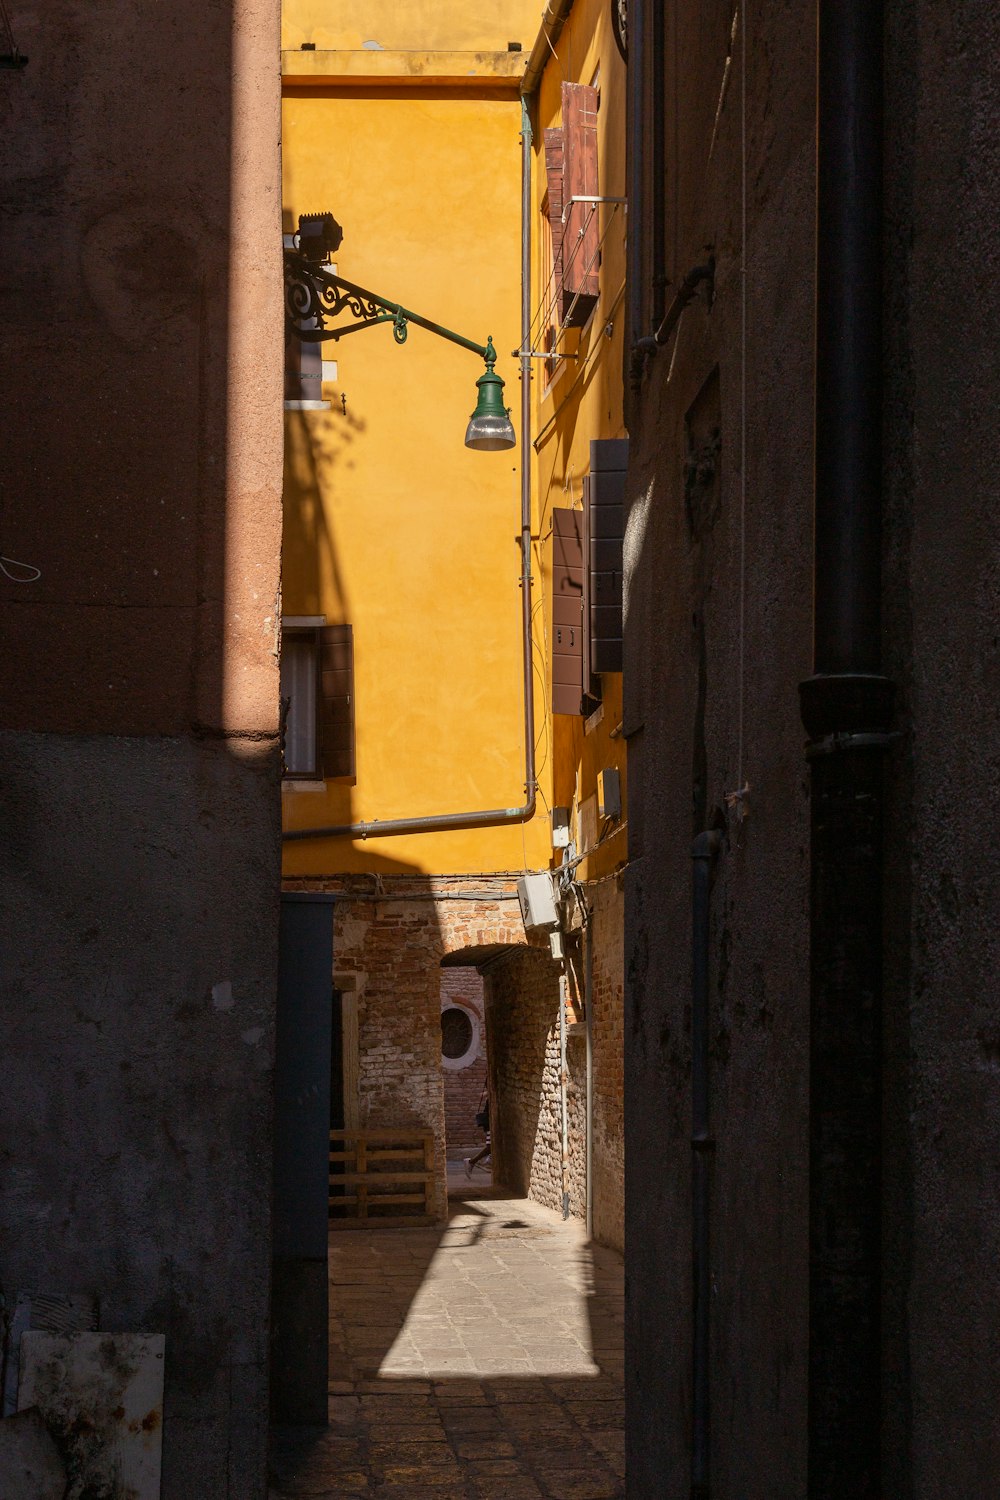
[271,892,335,1423]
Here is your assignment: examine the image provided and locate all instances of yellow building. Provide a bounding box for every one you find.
[528,0,628,1250]
[279,0,626,1250]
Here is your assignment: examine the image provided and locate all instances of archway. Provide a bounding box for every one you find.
[441,941,583,1219]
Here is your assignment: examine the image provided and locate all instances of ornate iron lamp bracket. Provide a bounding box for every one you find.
[283,248,488,362]
[284,251,400,343]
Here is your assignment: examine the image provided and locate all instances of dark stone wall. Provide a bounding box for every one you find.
[1,736,281,1495]
[624,4,814,1492]
[624,2,1000,1495]
[0,1,283,1493]
[883,3,1000,1492]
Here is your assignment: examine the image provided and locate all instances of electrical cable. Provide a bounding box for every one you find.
[1,555,41,583]
[0,0,17,55]
[559,818,628,875]
[534,279,627,449]
[0,494,41,582]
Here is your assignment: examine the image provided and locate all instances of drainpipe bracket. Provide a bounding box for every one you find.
[799,672,895,740]
[691,830,724,861]
[806,729,904,759]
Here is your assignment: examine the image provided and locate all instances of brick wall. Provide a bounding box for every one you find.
[282,872,622,1236]
[440,967,487,1152]
[486,949,587,1219]
[338,901,446,1214]
[284,875,529,1220]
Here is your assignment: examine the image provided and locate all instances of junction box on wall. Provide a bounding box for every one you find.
[517,872,560,932]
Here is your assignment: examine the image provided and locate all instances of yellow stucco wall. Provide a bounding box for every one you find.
[282,0,539,54]
[281,73,551,876]
[531,0,629,882]
[281,0,627,881]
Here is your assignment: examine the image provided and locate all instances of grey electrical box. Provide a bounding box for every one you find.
[517,872,560,931]
[551,806,571,849]
[598,767,622,821]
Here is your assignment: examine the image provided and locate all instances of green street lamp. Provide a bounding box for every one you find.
[284,213,515,452]
[464,339,516,451]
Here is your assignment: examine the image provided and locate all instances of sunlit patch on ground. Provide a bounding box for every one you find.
[269,1192,624,1498]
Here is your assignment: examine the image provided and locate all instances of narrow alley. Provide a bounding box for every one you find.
[269,1182,624,1499]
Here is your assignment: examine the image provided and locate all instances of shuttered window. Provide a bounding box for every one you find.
[318,624,355,780]
[542,83,600,334]
[552,507,584,716]
[280,624,355,780]
[583,439,627,679]
[281,633,319,776]
[543,128,566,324]
[284,331,324,408]
[561,82,600,310]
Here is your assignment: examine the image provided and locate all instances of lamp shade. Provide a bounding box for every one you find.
[465,349,516,451]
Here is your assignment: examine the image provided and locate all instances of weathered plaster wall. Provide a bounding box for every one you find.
[882,3,1000,1490]
[2,737,280,1495]
[0,0,283,1493]
[623,4,814,1493]
[625,2,1000,1495]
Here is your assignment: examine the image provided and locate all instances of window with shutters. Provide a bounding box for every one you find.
[551,507,585,716]
[283,326,335,410]
[541,82,600,342]
[583,438,626,685]
[280,623,355,781]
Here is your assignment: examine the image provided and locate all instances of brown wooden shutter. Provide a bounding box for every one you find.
[581,476,601,705]
[561,82,600,318]
[318,624,355,780]
[543,128,565,305]
[584,439,627,677]
[552,508,584,716]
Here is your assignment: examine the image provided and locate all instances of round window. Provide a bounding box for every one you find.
[441,1006,474,1061]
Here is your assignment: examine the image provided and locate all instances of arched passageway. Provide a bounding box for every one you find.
[442,943,585,1220]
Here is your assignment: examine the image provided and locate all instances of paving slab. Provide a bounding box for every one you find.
[270,1192,624,1498]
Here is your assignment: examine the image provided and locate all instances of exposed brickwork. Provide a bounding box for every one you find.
[283,875,541,1221]
[281,872,621,1235]
[486,949,587,1219]
[440,967,487,1152]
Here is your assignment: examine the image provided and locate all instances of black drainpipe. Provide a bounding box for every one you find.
[691,828,722,1500]
[799,3,893,1495]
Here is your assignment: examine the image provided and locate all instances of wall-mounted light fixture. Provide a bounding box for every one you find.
[284,213,515,452]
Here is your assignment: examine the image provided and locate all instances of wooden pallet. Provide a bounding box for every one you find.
[329,1127,436,1228]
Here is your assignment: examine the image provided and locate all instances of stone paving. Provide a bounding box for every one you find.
[269,1187,624,1498]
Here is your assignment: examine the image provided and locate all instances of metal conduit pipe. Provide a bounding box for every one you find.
[630,260,715,387]
[284,100,537,844]
[691,829,722,1500]
[800,2,893,1493]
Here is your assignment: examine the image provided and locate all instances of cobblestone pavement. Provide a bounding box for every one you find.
[269,1190,625,1498]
